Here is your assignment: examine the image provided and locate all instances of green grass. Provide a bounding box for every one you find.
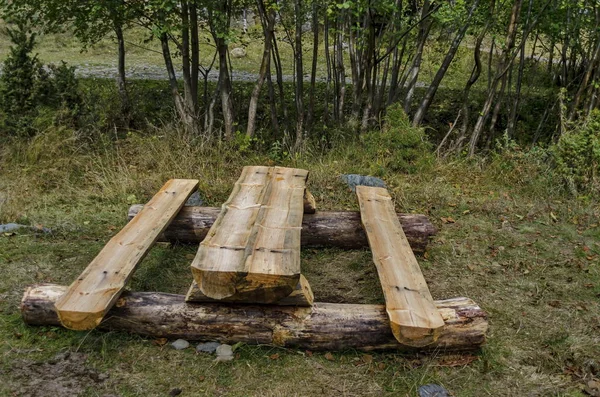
[0,128,599,396]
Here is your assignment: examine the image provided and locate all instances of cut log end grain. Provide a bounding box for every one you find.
[186,275,314,306]
[190,267,300,303]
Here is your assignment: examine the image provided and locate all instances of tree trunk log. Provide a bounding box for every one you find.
[21,284,487,352]
[127,206,436,254]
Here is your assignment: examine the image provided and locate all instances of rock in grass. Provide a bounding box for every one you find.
[185,191,204,206]
[230,47,247,58]
[171,339,190,350]
[0,223,26,233]
[418,384,450,397]
[196,341,220,354]
[341,174,386,192]
[215,344,234,362]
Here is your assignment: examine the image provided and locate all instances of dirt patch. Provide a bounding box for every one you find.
[5,351,111,397]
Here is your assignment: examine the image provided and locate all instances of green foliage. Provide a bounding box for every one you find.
[552,110,600,196]
[0,22,42,133]
[0,23,82,135]
[356,104,434,177]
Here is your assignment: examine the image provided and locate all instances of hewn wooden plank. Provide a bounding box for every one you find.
[357,186,445,347]
[23,284,488,352]
[54,179,199,330]
[127,205,437,254]
[191,166,307,302]
[186,274,314,306]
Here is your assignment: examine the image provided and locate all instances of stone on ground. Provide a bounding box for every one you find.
[341,174,387,192]
[171,339,190,350]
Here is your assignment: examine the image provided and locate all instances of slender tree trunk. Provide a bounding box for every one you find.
[272,37,290,136]
[507,0,533,137]
[403,0,432,114]
[469,0,523,156]
[294,0,305,148]
[217,41,234,139]
[190,4,199,106]
[160,33,195,132]
[114,23,130,127]
[454,19,489,155]
[570,39,600,120]
[324,14,332,125]
[247,0,275,138]
[335,22,346,122]
[388,36,408,106]
[307,1,319,130]
[209,3,235,139]
[180,1,195,116]
[412,0,479,126]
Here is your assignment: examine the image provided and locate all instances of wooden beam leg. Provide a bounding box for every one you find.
[22,284,488,352]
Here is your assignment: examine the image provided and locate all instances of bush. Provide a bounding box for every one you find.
[552,111,600,195]
[357,104,434,177]
[0,23,82,135]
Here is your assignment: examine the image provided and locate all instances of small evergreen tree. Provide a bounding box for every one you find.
[0,22,81,135]
[0,22,42,121]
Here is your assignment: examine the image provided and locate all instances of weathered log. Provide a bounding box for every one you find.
[185,275,314,306]
[22,284,487,352]
[127,206,437,254]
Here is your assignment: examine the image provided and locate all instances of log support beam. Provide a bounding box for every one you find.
[22,284,487,352]
[127,206,437,254]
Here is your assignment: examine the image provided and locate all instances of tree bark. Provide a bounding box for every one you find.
[127,206,437,254]
[160,33,196,132]
[22,284,488,352]
[246,0,275,138]
[114,23,130,127]
[403,0,433,115]
[306,1,319,130]
[412,0,479,127]
[294,0,305,148]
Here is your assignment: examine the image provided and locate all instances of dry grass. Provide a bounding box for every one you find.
[1,128,599,396]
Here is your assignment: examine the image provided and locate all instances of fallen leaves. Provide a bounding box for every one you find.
[441,217,456,224]
[324,352,335,361]
[152,338,168,347]
[434,355,479,367]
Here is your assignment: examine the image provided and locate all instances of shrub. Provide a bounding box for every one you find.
[0,23,82,135]
[0,22,43,134]
[552,111,600,195]
[357,104,434,177]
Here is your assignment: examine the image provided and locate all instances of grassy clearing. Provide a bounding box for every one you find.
[0,128,599,396]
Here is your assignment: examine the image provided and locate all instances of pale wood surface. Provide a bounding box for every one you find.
[24,284,488,352]
[185,274,314,306]
[357,186,445,347]
[191,166,307,302]
[54,179,199,330]
[128,205,437,254]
